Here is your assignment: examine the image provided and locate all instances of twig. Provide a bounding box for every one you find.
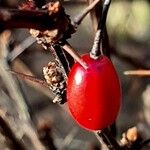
[124,70,150,76]
[7,36,36,62]
[0,30,46,150]
[102,27,111,58]
[90,0,111,59]
[62,42,88,69]
[61,127,78,149]
[0,31,30,122]
[37,118,57,150]
[87,0,111,57]
[12,58,54,99]
[73,0,101,27]
[10,70,48,87]
[0,110,26,150]
[50,44,74,76]
[95,129,122,150]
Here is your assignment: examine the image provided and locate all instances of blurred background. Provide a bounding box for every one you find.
[0,0,150,149]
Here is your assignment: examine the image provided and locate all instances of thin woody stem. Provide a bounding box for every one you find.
[95,129,123,150]
[62,42,88,69]
[90,0,111,59]
[73,0,101,27]
[50,44,74,76]
[10,70,48,87]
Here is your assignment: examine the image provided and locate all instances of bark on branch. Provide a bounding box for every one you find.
[0,8,70,30]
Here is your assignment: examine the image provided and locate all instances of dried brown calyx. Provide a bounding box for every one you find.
[43,62,66,104]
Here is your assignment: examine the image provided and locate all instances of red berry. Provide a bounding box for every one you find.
[67,54,121,130]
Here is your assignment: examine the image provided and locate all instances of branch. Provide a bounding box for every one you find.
[0,9,53,29]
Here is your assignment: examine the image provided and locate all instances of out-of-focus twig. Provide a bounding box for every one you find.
[0,30,29,122]
[0,110,26,150]
[37,118,57,150]
[61,127,78,149]
[0,30,45,150]
[124,70,150,76]
[7,36,36,62]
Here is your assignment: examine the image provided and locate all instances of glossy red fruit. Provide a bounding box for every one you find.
[67,54,121,131]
